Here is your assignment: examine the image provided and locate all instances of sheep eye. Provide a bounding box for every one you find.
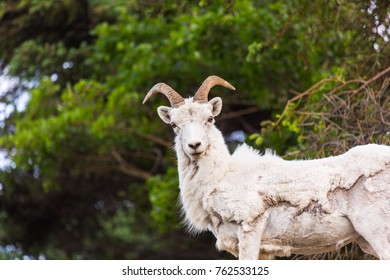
[208,116,214,123]
[170,122,177,128]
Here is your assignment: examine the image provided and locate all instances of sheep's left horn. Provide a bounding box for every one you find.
[193,75,236,103]
[143,83,185,107]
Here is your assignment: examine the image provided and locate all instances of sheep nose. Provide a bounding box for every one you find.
[188,142,201,150]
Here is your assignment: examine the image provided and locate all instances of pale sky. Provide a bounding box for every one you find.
[0,72,28,170]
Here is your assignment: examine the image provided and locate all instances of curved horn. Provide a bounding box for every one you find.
[142,83,185,107]
[193,75,236,103]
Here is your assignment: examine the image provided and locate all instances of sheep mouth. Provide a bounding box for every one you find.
[189,151,204,158]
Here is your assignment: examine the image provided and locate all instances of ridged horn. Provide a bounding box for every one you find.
[142,83,185,107]
[193,75,236,103]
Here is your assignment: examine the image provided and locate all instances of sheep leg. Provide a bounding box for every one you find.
[215,235,239,257]
[352,219,390,260]
[351,208,390,260]
[355,237,379,259]
[238,214,269,260]
[347,170,390,259]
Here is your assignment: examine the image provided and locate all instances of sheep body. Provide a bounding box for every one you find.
[228,143,389,211]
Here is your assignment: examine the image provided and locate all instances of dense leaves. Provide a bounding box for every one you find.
[0,0,389,259]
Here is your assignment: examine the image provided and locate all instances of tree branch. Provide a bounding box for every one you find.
[219,106,260,120]
[111,149,152,180]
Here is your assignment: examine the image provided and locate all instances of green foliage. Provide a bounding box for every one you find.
[8,40,94,85]
[1,0,389,260]
[89,0,342,109]
[148,167,180,233]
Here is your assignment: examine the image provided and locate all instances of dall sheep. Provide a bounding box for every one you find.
[143,75,390,260]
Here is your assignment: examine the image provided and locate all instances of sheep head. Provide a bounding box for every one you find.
[143,76,235,160]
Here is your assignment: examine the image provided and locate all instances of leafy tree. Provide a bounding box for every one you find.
[0,0,388,259]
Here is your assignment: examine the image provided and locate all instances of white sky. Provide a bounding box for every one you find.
[0,72,29,170]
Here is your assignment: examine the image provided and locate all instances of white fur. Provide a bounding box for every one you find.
[156,97,390,260]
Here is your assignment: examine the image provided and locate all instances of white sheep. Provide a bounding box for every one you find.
[143,76,390,260]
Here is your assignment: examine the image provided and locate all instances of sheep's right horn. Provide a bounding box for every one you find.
[143,83,185,107]
[193,75,236,103]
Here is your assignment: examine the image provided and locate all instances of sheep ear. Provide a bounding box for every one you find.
[209,97,223,116]
[157,106,172,124]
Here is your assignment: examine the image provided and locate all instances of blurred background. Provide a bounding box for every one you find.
[0,0,389,259]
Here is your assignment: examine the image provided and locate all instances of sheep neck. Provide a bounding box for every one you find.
[175,126,230,232]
